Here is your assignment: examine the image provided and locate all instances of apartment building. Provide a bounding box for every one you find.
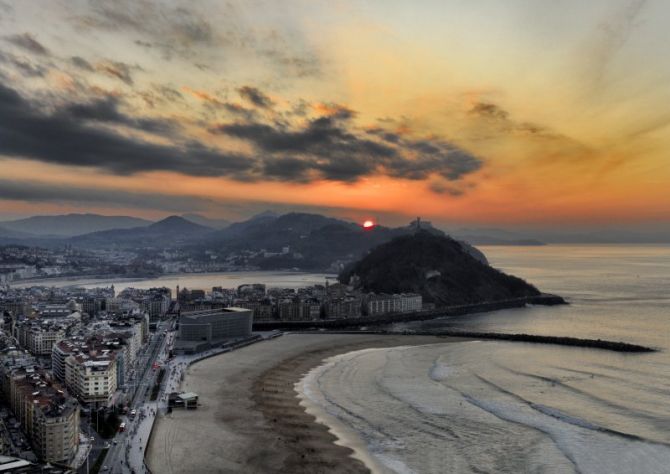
[64,351,117,405]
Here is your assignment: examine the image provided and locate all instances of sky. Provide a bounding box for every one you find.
[0,0,669,229]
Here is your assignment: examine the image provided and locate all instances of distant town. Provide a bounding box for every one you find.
[0,279,423,471]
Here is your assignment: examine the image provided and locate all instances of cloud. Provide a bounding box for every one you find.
[96,60,137,85]
[238,86,274,109]
[0,82,253,177]
[469,102,509,121]
[0,81,482,186]
[61,95,179,134]
[70,56,94,71]
[137,83,185,107]
[587,0,648,87]
[3,33,49,56]
[0,50,48,77]
[211,111,482,183]
[183,86,256,118]
[313,102,355,120]
[75,1,322,78]
[222,102,256,120]
[77,1,216,50]
[468,100,587,148]
[0,179,215,212]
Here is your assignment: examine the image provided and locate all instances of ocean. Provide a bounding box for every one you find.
[11,270,334,292]
[298,245,670,474]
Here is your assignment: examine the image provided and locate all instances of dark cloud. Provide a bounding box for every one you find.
[211,112,482,183]
[3,33,49,56]
[134,40,153,48]
[153,84,183,102]
[428,181,463,196]
[61,96,179,134]
[138,84,185,108]
[70,56,94,71]
[96,60,137,85]
[0,81,481,186]
[469,102,510,121]
[0,179,214,212]
[222,102,257,120]
[365,128,401,143]
[0,50,48,77]
[238,86,274,109]
[0,82,253,177]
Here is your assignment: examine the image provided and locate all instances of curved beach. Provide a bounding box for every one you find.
[146,333,452,473]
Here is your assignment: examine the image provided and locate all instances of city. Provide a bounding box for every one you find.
[0,280,423,472]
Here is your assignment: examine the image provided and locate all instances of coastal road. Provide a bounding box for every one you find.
[99,318,175,474]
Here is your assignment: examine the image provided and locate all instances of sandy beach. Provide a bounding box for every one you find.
[146,333,454,474]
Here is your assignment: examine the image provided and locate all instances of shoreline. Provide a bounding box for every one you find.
[146,333,458,473]
[8,269,336,289]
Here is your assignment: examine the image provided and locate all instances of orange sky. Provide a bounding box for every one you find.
[0,0,669,228]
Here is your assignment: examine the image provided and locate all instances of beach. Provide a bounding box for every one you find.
[146,333,453,474]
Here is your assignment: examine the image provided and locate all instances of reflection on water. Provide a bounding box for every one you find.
[302,245,670,474]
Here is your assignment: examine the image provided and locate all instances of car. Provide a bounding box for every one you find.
[130,409,137,417]
[118,422,126,432]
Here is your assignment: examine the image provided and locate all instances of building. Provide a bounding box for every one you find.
[324,297,362,320]
[64,351,117,405]
[365,293,422,316]
[277,300,300,321]
[234,300,274,322]
[14,320,74,356]
[0,365,79,465]
[175,308,253,354]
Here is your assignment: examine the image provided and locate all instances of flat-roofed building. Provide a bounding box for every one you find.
[64,351,117,405]
[3,367,79,464]
[175,308,252,354]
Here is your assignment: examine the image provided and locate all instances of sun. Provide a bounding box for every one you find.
[362,220,375,229]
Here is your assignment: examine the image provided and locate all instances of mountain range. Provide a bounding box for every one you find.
[1,212,669,249]
[0,213,152,237]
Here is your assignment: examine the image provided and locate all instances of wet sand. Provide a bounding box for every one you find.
[146,333,454,474]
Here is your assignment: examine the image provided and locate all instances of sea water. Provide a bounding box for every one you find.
[299,245,670,473]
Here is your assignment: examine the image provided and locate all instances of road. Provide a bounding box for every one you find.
[94,318,176,474]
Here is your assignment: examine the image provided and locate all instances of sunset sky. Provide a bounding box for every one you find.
[1,0,669,229]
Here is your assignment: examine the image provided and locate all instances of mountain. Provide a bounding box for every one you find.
[0,213,152,237]
[0,225,37,240]
[147,215,213,233]
[70,216,214,249]
[196,212,487,270]
[338,231,540,306]
[181,213,230,230]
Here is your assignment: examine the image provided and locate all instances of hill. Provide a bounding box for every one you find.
[70,216,213,249]
[338,231,540,306]
[0,213,152,237]
[195,212,485,270]
[181,213,230,229]
[0,225,36,240]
